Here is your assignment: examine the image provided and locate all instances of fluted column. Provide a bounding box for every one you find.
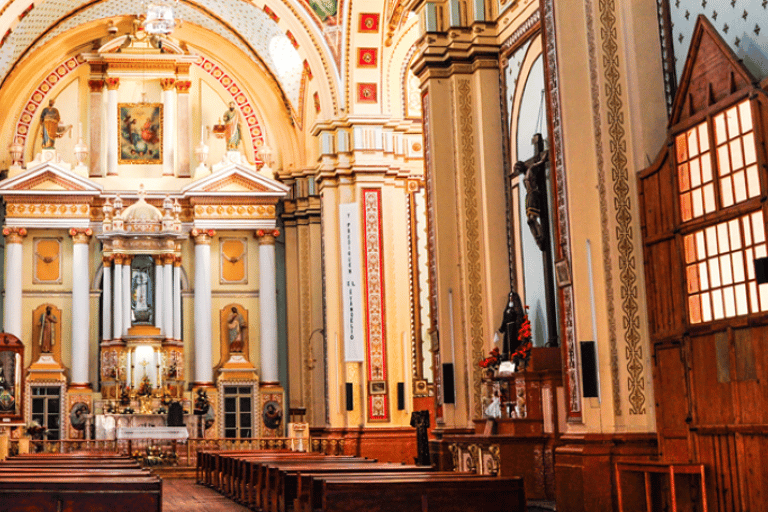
[257,229,279,384]
[3,227,26,338]
[175,81,192,178]
[193,229,215,385]
[88,79,104,177]
[122,255,131,335]
[70,228,92,385]
[161,78,176,176]
[154,256,164,333]
[105,78,119,176]
[173,256,182,341]
[102,256,112,343]
[113,255,124,340]
[163,254,174,340]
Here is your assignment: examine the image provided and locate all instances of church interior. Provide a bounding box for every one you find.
[0,0,766,510]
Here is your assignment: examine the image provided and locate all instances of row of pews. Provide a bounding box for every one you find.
[198,449,526,512]
[0,452,162,512]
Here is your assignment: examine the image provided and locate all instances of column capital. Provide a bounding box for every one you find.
[69,228,93,244]
[191,228,215,245]
[113,253,125,265]
[105,77,120,90]
[162,253,175,265]
[88,79,105,93]
[175,80,192,93]
[174,255,183,266]
[160,78,176,91]
[153,255,164,265]
[102,255,114,267]
[255,229,279,245]
[2,227,27,244]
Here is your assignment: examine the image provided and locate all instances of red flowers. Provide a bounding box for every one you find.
[479,347,501,369]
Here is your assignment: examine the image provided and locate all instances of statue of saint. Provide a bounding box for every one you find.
[515,133,549,251]
[222,101,241,151]
[39,306,57,354]
[496,290,524,361]
[227,307,246,353]
[40,100,71,149]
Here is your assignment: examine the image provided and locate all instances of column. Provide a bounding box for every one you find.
[70,228,92,385]
[3,227,26,337]
[163,254,174,340]
[105,77,119,176]
[88,79,104,177]
[123,256,131,335]
[113,255,123,340]
[102,256,112,343]
[175,81,192,178]
[154,256,164,333]
[161,78,176,176]
[193,229,215,385]
[257,230,279,384]
[173,256,182,341]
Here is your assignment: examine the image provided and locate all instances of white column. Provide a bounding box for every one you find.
[102,257,112,342]
[155,257,164,333]
[161,79,176,176]
[88,79,104,177]
[106,78,119,176]
[193,231,214,384]
[3,229,25,337]
[257,230,279,383]
[113,256,123,340]
[163,255,173,339]
[123,257,131,335]
[71,230,91,385]
[176,81,191,178]
[173,257,182,341]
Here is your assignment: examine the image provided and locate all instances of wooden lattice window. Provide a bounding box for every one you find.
[714,100,759,208]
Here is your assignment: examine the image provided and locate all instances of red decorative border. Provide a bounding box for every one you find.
[362,188,389,421]
[262,5,280,22]
[286,30,299,49]
[359,13,379,32]
[356,83,377,103]
[313,92,321,114]
[357,48,378,67]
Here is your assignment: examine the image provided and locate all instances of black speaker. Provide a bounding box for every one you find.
[756,257,768,284]
[345,382,354,411]
[580,341,599,398]
[397,382,405,410]
[442,363,455,404]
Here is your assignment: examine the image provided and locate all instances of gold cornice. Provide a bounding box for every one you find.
[6,203,90,219]
[193,203,276,220]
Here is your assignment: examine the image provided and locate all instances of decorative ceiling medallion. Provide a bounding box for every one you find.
[357,48,378,67]
[359,13,380,32]
[357,83,378,103]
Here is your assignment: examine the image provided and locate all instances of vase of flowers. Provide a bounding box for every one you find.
[479,347,501,378]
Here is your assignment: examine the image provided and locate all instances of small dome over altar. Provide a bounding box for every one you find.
[121,193,162,224]
[104,184,182,235]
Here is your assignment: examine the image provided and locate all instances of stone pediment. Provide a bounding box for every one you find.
[0,162,102,197]
[182,163,289,200]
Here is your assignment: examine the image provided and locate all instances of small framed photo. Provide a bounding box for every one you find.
[368,380,387,395]
[413,379,429,397]
[555,259,571,287]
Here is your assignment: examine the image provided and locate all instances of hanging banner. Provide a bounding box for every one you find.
[340,202,364,362]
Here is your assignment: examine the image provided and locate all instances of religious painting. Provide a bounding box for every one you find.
[0,333,24,423]
[118,103,163,164]
[33,237,61,284]
[220,238,247,284]
[368,380,387,395]
[130,256,155,325]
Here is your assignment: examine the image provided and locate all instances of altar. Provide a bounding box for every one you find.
[90,413,197,440]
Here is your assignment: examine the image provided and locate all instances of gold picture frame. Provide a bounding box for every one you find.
[118,103,163,164]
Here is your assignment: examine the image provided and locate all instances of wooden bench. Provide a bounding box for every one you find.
[316,475,525,512]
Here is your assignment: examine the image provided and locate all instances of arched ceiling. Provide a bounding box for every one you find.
[0,0,343,118]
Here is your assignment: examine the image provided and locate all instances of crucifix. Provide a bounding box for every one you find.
[514,133,559,347]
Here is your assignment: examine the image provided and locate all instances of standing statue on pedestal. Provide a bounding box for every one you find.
[222,101,241,150]
[40,100,71,149]
[227,306,246,353]
[39,306,57,354]
[495,290,524,361]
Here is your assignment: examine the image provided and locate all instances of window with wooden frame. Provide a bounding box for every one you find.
[676,98,766,324]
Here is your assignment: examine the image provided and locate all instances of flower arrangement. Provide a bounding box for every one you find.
[479,347,501,373]
[512,310,533,370]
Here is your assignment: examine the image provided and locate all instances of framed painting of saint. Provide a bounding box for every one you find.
[118,103,163,164]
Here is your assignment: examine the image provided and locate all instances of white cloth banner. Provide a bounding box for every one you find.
[340,202,364,362]
[116,426,189,440]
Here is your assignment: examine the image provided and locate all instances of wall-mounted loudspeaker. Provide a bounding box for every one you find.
[397,382,405,410]
[580,341,599,398]
[345,382,354,411]
[442,363,455,404]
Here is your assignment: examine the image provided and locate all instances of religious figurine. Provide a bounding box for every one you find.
[227,306,246,353]
[40,100,71,149]
[39,306,57,354]
[515,133,549,251]
[495,290,524,361]
[222,101,241,150]
[194,388,214,436]
[409,410,431,466]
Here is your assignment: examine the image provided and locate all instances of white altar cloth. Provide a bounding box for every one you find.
[116,426,189,440]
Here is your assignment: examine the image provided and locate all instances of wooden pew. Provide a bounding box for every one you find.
[316,475,526,512]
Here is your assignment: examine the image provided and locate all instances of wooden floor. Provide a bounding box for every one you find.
[163,478,251,512]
